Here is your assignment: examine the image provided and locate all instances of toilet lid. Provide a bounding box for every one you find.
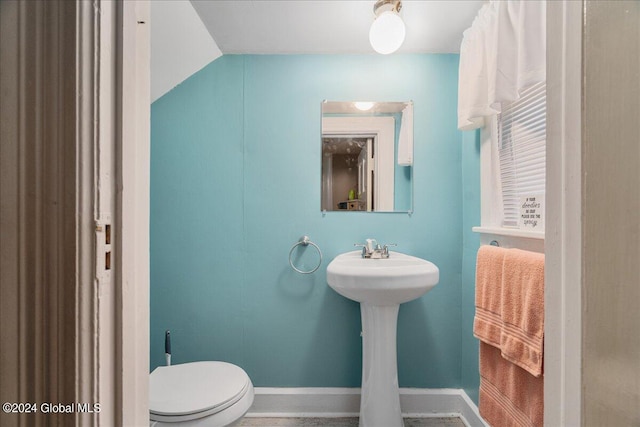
[149,361,250,417]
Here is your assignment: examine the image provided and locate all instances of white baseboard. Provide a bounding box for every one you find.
[247,388,487,427]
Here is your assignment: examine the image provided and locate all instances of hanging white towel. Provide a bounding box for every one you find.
[397,103,413,166]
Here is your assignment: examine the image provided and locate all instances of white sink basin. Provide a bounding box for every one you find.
[326,250,439,305]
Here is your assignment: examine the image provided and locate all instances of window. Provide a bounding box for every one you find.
[475,81,546,241]
[497,82,546,229]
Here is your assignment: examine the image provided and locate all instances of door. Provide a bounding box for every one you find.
[358,137,375,211]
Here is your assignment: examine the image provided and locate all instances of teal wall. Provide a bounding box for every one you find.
[151,54,474,390]
[461,130,481,403]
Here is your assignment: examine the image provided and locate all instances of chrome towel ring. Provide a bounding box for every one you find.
[289,236,323,274]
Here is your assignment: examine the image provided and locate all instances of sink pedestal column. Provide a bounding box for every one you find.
[359,303,403,427]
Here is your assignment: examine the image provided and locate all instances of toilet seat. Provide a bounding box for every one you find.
[150,361,252,423]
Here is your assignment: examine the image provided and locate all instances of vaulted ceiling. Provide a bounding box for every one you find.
[151,0,484,102]
[192,0,484,54]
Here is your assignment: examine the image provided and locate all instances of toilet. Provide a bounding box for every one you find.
[149,361,254,426]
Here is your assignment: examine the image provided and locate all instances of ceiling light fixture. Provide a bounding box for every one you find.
[369,0,406,55]
[354,101,375,111]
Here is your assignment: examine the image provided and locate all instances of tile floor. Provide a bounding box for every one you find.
[238,417,466,426]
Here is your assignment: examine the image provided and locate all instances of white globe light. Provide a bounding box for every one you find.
[354,101,375,111]
[369,10,406,55]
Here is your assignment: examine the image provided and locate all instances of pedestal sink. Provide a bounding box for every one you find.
[327,250,439,427]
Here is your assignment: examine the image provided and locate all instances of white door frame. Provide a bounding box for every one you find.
[81,0,150,424]
[72,1,582,426]
[78,0,150,424]
[108,2,591,425]
[545,1,583,425]
[322,116,395,211]
[110,2,585,425]
[115,1,151,424]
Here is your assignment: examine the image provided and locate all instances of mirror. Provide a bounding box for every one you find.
[321,101,413,212]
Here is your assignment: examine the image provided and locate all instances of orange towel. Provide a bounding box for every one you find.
[474,245,545,427]
[473,245,508,348]
[500,249,545,377]
[479,342,544,427]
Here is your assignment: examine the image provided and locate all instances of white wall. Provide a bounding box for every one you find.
[151,0,222,102]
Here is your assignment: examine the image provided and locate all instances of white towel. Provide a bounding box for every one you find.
[397,103,413,166]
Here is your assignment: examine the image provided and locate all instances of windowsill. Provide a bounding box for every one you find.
[472,226,544,240]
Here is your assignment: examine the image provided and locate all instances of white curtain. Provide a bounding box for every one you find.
[457,0,546,131]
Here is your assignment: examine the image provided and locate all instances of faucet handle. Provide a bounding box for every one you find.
[382,243,398,256]
[354,243,367,257]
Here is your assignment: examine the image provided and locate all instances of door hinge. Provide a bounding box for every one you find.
[95,213,112,284]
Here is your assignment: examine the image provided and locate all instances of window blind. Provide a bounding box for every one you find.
[497,82,546,228]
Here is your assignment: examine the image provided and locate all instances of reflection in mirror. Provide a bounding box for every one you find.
[321,101,413,212]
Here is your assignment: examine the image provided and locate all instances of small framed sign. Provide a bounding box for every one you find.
[519,194,544,231]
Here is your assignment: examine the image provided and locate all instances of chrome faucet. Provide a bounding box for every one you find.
[354,239,397,259]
